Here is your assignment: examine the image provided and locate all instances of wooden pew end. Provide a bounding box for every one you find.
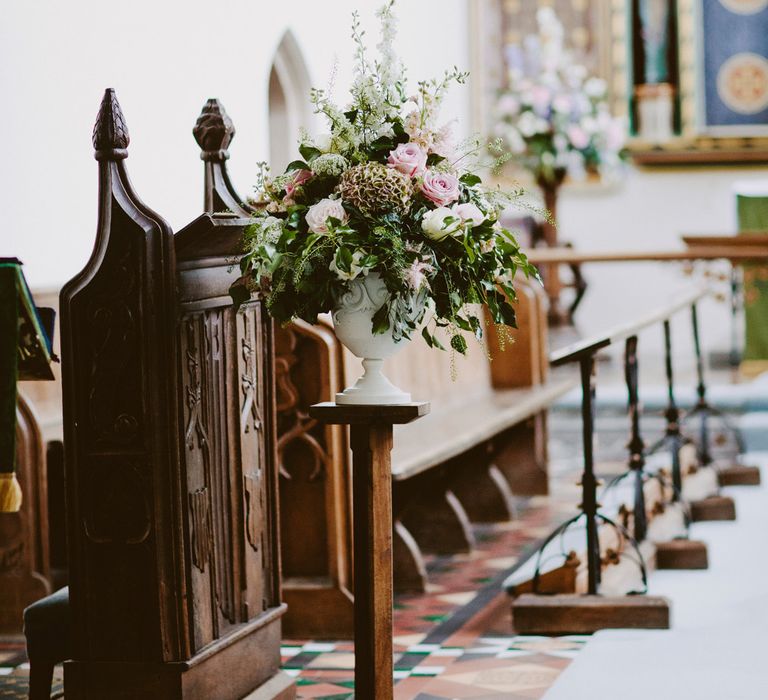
[511,594,671,634]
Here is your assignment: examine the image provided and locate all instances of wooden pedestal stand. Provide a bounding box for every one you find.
[309,402,429,700]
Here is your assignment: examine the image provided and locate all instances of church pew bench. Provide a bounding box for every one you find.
[391,374,578,591]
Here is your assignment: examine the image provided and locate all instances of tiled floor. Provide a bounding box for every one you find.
[279,483,584,700]
[2,380,745,699]
[0,492,581,700]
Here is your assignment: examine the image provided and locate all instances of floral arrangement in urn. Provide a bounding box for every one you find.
[233,1,536,404]
[492,7,626,188]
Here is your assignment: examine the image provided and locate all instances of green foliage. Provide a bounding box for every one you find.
[230,1,539,357]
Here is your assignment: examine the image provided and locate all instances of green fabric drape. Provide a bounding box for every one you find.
[737,194,768,363]
[0,262,21,511]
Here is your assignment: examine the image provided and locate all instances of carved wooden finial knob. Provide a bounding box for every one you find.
[92,88,130,160]
[193,98,235,162]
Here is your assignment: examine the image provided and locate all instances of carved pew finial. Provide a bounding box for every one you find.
[92,88,129,160]
[193,98,235,163]
[193,98,251,216]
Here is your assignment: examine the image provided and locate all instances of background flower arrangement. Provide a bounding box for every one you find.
[492,7,626,188]
[232,1,536,356]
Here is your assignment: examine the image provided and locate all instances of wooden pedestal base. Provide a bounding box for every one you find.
[690,495,736,522]
[310,402,429,700]
[655,540,709,569]
[718,465,761,487]
[512,594,671,634]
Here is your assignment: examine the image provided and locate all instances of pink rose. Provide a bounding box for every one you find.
[567,125,590,150]
[305,198,348,234]
[421,170,460,207]
[284,169,313,199]
[387,142,428,177]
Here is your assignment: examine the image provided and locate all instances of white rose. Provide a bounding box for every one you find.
[452,202,485,227]
[314,133,333,152]
[421,207,461,241]
[584,77,607,98]
[330,250,367,281]
[305,198,348,234]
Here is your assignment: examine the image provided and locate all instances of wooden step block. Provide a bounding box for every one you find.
[509,557,579,597]
[655,540,709,569]
[512,594,671,634]
[718,465,761,487]
[690,495,736,522]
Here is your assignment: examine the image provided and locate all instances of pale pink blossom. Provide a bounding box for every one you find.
[530,85,552,116]
[432,121,457,159]
[284,169,313,199]
[567,124,590,150]
[421,170,460,207]
[606,119,626,152]
[497,94,521,117]
[387,142,428,177]
[404,259,433,291]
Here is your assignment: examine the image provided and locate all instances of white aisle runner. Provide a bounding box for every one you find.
[543,453,768,700]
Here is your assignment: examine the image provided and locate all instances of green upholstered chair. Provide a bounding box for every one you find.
[23,586,70,700]
[734,181,768,374]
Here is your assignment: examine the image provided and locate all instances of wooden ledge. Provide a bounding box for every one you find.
[718,465,761,487]
[512,594,671,634]
[309,401,430,425]
[655,540,709,570]
[390,375,578,481]
[690,495,737,522]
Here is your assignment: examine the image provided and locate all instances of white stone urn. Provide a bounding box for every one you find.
[332,272,421,405]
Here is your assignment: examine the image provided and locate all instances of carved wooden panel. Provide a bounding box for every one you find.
[180,313,216,649]
[237,303,271,620]
[0,395,52,633]
[180,302,276,653]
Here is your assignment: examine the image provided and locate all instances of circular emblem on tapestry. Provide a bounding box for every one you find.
[719,0,768,14]
[717,52,768,114]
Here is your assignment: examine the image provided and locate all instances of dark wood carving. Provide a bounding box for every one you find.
[193,98,254,217]
[195,101,354,639]
[61,89,185,668]
[0,394,52,633]
[59,90,293,699]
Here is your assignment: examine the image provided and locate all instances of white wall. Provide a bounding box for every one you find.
[557,164,768,363]
[0,0,470,290]
[2,0,762,366]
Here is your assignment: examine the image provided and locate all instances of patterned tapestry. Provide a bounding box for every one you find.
[701,0,768,129]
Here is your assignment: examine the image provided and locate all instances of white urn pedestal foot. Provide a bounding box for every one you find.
[335,358,411,405]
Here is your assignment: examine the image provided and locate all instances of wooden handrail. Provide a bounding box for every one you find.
[550,286,708,367]
[526,246,768,265]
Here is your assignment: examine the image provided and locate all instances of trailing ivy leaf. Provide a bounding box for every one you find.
[450,333,468,355]
[335,246,353,273]
[422,326,446,351]
[371,303,391,335]
[285,160,310,172]
[299,144,322,162]
[468,314,483,340]
[459,173,482,186]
